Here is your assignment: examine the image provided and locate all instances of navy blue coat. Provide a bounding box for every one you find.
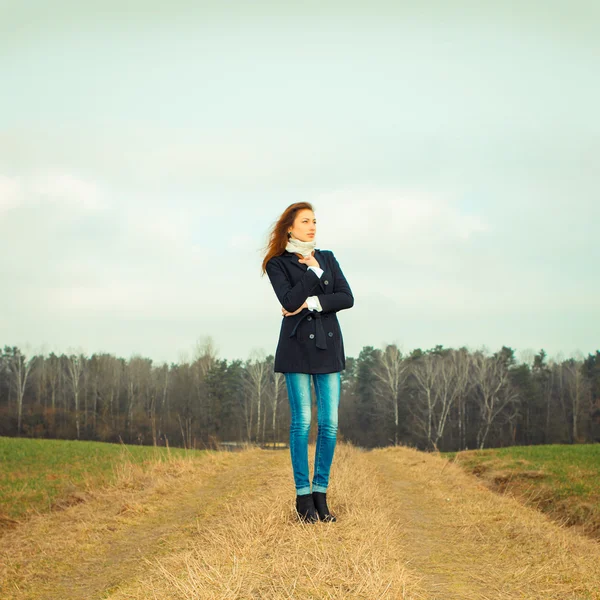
[265,248,354,374]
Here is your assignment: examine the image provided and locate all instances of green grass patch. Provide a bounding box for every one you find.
[0,436,205,524]
[443,443,600,539]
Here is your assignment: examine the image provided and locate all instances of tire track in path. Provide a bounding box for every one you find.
[4,444,600,600]
[1,447,282,600]
[365,446,600,600]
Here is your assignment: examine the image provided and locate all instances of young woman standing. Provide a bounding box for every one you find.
[261,202,354,523]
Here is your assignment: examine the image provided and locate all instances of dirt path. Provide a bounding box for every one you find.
[365,446,600,599]
[1,448,283,600]
[53,449,279,599]
[2,443,600,600]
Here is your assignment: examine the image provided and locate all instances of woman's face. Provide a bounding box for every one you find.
[289,209,316,242]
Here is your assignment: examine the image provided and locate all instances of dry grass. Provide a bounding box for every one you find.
[0,448,248,599]
[370,445,600,599]
[2,442,599,600]
[108,442,427,600]
[448,445,600,542]
[0,436,199,527]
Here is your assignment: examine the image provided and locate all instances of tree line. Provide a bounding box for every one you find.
[1,339,599,451]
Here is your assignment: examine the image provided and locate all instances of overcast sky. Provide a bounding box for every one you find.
[1,1,598,365]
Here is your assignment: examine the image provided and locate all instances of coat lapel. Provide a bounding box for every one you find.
[314,249,328,293]
[283,249,308,273]
[283,249,328,292]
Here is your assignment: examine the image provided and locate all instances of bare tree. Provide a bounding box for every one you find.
[372,344,408,445]
[64,351,86,439]
[472,351,520,449]
[452,348,474,450]
[244,349,268,442]
[193,335,218,376]
[5,346,36,434]
[265,355,285,446]
[192,336,219,441]
[562,359,590,443]
[107,355,123,432]
[43,352,64,435]
[46,352,62,412]
[158,362,170,423]
[33,353,46,408]
[174,361,195,449]
[125,355,153,442]
[432,349,471,451]
[408,352,440,449]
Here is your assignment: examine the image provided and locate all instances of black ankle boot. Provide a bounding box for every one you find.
[295,493,319,523]
[312,491,337,522]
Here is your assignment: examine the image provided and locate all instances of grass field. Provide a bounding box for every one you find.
[2,440,600,599]
[443,443,600,540]
[4,436,599,543]
[0,436,201,526]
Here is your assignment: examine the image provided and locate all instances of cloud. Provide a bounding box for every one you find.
[49,279,221,316]
[30,172,106,210]
[313,187,488,264]
[229,233,256,249]
[0,170,212,319]
[0,170,107,217]
[0,175,21,213]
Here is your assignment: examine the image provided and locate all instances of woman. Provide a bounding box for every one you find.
[261,202,354,524]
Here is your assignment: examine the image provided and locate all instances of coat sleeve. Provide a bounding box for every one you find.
[316,251,354,313]
[265,258,322,312]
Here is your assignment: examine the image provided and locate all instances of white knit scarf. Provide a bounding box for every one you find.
[285,234,316,258]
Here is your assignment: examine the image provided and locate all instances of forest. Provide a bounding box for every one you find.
[1,340,599,451]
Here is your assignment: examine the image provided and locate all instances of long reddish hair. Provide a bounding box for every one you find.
[261,202,314,275]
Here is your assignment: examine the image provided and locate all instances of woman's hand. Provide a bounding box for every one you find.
[282,302,307,317]
[298,252,320,269]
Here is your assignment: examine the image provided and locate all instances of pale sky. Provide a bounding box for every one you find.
[1,1,598,365]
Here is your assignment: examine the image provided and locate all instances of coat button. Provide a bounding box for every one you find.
[309,333,315,339]
[324,280,329,285]
[307,316,312,321]
[328,332,333,337]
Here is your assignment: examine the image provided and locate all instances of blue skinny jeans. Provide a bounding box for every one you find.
[284,371,341,495]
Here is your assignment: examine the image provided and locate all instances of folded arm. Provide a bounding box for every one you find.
[265,259,322,312]
[306,266,324,311]
[315,251,354,313]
